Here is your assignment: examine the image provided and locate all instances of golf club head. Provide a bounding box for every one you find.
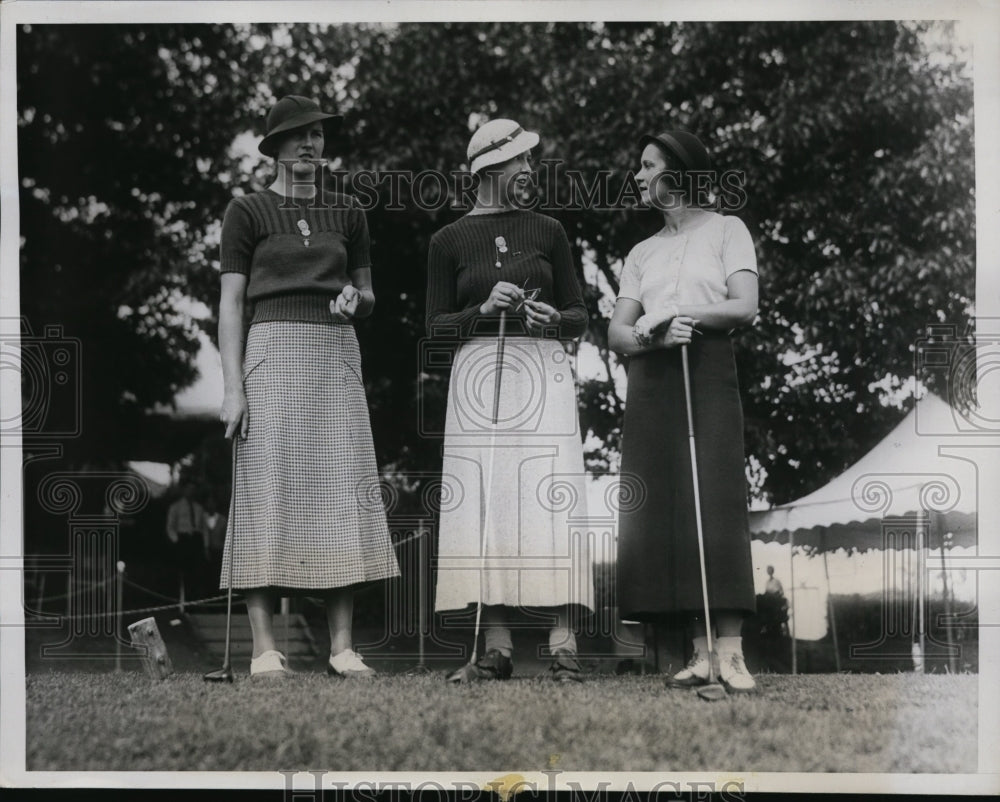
[445,661,481,684]
[203,665,234,683]
[695,682,728,702]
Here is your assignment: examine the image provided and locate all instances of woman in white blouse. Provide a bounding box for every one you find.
[608,130,759,694]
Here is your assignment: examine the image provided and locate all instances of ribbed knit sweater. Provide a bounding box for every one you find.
[425,210,587,340]
[219,189,370,325]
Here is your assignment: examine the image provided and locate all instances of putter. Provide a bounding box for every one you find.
[447,307,508,683]
[204,437,238,683]
[680,344,727,702]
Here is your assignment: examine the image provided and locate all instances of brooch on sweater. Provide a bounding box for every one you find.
[297,219,311,247]
[494,235,508,269]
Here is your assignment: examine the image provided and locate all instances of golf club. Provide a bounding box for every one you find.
[447,307,507,683]
[204,437,238,683]
[680,343,727,702]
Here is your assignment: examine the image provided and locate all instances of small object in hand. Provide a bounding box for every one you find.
[515,287,541,312]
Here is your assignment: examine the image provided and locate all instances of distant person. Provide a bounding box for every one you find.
[203,495,228,595]
[166,483,208,601]
[218,93,399,680]
[609,130,759,694]
[765,565,784,598]
[762,565,789,638]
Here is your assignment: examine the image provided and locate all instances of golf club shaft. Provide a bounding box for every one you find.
[222,436,237,669]
[471,310,507,666]
[492,310,506,423]
[681,345,716,674]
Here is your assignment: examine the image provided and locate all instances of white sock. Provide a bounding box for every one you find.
[548,626,577,654]
[717,636,744,658]
[692,636,709,658]
[484,626,513,657]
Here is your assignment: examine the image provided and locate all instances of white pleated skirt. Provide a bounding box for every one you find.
[434,336,595,613]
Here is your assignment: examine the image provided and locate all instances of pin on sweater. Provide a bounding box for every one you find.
[494,235,508,268]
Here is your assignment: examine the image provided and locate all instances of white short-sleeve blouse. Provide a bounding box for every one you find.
[617,212,757,311]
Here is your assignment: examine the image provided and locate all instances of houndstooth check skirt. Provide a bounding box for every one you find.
[220,321,400,591]
[434,337,595,613]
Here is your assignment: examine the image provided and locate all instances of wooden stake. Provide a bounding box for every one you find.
[128,617,174,680]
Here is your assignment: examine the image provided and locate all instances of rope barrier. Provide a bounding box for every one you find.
[27,526,431,620]
[38,593,241,622]
[392,529,429,549]
[120,576,185,603]
[24,577,111,603]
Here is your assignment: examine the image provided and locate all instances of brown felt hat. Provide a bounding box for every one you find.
[258,95,343,158]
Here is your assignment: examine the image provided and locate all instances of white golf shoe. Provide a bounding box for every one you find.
[250,649,291,680]
[667,649,711,687]
[327,648,377,679]
[719,650,756,694]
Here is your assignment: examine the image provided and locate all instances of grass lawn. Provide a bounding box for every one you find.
[25,671,976,773]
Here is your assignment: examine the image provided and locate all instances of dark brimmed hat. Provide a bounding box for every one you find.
[639,130,711,172]
[258,95,343,158]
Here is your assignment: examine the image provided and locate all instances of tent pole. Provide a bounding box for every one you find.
[789,529,796,675]
[939,529,957,673]
[822,545,841,672]
[916,514,926,673]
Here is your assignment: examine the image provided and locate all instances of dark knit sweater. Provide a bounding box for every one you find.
[220,189,371,325]
[425,210,587,340]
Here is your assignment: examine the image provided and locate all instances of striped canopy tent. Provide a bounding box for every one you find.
[748,391,978,671]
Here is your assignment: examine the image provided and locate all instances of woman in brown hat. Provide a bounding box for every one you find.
[426,118,595,683]
[608,130,759,693]
[217,94,399,679]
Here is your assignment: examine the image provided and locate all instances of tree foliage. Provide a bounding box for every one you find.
[18,21,974,505]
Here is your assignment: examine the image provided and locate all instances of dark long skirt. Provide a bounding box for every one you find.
[616,331,755,621]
